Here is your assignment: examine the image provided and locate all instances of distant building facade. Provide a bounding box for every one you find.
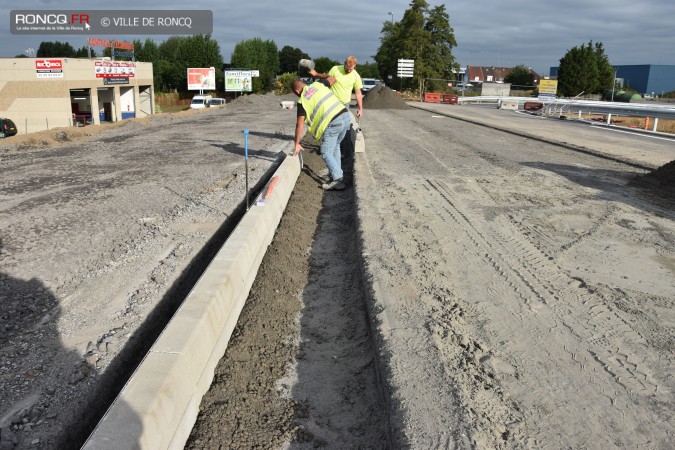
[549,64,675,95]
[460,66,541,87]
[1,57,154,134]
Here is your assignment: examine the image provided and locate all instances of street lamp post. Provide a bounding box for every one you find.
[388,12,394,24]
[611,68,617,102]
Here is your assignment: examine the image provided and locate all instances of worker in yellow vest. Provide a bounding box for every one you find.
[292,78,350,191]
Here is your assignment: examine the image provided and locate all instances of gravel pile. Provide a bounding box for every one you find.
[630,159,675,197]
[229,92,295,111]
[362,84,409,110]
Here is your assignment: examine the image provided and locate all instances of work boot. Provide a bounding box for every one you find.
[322,178,346,191]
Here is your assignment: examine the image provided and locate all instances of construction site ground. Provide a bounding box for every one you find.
[1,92,674,449]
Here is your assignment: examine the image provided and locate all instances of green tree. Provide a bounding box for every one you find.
[374,20,400,86]
[135,38,159,63]
[173,35,224,92]
[279,45,310,74]
[155,59,180,92]
[231,37,279,93]
[313,57,340,74]
[37,41,76,57]
[375,0,457,91]
[71,46,95,58]
[504,65,535,86]
[358,61,381,79]
[557,41,614,97]
[158,36,182,61]
[135,39,162,88]
[424,5,457,82]
[273,72,297,95]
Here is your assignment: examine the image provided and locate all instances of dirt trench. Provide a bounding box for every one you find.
[186,143,389,448]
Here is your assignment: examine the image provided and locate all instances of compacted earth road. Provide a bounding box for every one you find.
[350,101,674,448]
[1,90,674,449]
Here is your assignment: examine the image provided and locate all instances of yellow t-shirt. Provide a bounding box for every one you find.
[328,65,363,104]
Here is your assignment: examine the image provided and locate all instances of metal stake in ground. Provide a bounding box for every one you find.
[243,129,249,210]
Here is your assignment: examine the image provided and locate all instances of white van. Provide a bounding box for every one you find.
[190,95,212,110]
[361,78,378,93]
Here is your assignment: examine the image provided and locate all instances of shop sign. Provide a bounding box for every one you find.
[95,61,135,78]
[104,77,130,85]
[35,59,64,78]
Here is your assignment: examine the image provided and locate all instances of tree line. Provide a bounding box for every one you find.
[26,0,619,98]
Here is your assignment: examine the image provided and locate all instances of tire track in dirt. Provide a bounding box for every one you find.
[357,109,673,448]
[424,174,672,448]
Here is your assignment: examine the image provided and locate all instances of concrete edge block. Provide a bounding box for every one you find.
[82,352,193,450]
[84,152,302,449]
[152,268,242,385]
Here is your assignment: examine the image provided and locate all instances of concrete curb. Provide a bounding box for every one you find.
[83,152,302,449]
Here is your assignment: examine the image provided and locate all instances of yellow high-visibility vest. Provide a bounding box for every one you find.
[298,82,345,140]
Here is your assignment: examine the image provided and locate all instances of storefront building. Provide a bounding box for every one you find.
[0,57,154,134]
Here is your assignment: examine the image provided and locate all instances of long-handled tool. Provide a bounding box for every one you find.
[243,129,249,210]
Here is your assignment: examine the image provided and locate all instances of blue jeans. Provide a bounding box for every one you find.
[320,112,350,180]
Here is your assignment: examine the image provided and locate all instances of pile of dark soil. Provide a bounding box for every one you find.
[630,159,675,197]
[363,84,409,109]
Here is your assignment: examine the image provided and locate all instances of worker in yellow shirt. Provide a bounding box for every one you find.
[309,55,363,118]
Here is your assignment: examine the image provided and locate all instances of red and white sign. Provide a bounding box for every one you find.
[36,59,63,70]
[187,67,215,90]
[95,61,135,78]
[35,59,63,78]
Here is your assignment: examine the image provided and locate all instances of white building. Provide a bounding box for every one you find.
[1,57,154,134]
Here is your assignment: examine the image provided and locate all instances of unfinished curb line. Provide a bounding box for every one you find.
[84,152,302,450]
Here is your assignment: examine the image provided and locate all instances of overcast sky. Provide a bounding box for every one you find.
[2,0,674,76]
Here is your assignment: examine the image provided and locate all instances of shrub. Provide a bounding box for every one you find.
[274,72,297,95]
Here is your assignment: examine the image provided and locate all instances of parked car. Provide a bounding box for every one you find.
[210,98,226,107]
[190,95,212,110]
[0,118,18,138]
[361,78,378,94]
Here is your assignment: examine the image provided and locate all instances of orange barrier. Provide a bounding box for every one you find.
[424,93,441,103]
[524,101,544,111]
[441,94,458,104]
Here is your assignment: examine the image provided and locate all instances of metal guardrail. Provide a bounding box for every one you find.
[457,96,675,121]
